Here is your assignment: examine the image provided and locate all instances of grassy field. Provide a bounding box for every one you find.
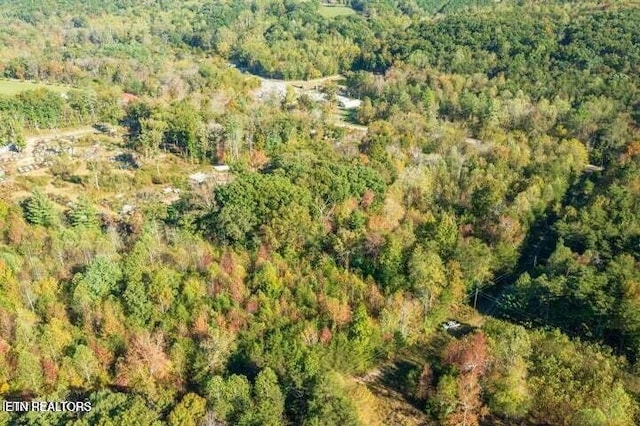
[318,4,356,18]
[0,79,71,96]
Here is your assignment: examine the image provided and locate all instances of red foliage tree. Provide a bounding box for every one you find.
[442,332,490,426]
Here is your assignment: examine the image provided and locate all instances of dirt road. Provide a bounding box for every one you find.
[24,126,97,150]
[21,127,97,161]
[11,127,99,168]
[251,73,344,100]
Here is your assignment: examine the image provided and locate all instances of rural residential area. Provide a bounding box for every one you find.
[0,0,639,425]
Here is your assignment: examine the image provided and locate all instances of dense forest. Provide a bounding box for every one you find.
[0,0,639,425]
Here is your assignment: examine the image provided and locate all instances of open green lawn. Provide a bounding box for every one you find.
[318,4,356,18]
[0,79,71,96]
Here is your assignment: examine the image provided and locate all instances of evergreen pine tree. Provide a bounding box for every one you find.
[68,196,98,228]
[24,190,55,227]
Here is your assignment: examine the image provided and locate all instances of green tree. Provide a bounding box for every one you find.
[165,101,205,160]
[348,305,376,372]
[78,390,163,426]
[74,255,122,299]
[304,373,359,426]
[123,278,153,327]
[23,190,56,227]
[67,89,97,123]
[123,101,153,137]
[71,344,101,387]
[205,374,253,424]
[0,112,25,150]
[484,320,532,419]
[67,196,99,228]
[168,393,207,426]
[248,368,285,426]
[139,117,167,159]
[408,246,446,312]
[528,331,636,425]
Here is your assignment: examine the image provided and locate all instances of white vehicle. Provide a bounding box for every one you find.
[442,320,462,330]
